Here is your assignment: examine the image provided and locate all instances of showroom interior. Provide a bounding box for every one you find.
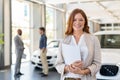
[0,0,120,80]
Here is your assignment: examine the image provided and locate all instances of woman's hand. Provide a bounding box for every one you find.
[71,60,83,68]
[64,61,90,75]
[64,65,70,73]
[68,64,85,75]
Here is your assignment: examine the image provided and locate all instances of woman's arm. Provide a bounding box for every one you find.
[55,43,66,75]
[87,36,101,76]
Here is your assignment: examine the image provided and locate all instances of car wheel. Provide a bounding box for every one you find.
[35,66,42,70]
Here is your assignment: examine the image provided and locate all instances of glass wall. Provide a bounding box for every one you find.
[46,7,55,41]
[56,10,65,39]
[11,1,65,64]
[0,0,4,68]
[46,6,65,42]
[12,0,30,64]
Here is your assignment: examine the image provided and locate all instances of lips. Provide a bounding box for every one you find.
[75,25,82,28]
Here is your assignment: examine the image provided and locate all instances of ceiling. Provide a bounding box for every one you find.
[45,0,120,23]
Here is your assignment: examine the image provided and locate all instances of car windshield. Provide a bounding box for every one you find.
[96,35,120,48]
[47,41,59,48]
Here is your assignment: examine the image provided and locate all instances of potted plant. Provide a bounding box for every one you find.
[0,33,4,55]
[0,33,4,45]
[0,33,4,68]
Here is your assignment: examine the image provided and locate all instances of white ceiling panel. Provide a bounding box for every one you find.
[44,0,120,23]
[100,1,120,9]
[45,0,101,4]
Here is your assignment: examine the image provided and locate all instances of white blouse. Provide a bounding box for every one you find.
[70,34,88,61]
[64,34,89,78]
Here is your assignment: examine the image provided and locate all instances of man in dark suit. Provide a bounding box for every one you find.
[14,29,24,77]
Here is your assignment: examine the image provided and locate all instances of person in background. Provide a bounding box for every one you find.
[14,29,24,77]
[55,8,101,80]
[39,27,48,77]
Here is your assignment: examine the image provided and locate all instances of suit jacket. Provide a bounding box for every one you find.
[55,32,101,80]
[14,35,24,55]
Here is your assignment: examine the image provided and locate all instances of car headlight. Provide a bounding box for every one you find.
[116,63,120,67]
[33,55,36,57]
[54,56,57,58]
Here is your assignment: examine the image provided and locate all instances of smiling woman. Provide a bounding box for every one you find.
[55,8,101,80]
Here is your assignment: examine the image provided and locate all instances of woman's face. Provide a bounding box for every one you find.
[73,13,85,32]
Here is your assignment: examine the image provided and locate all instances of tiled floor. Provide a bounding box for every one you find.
[0,62,112,80]
[0,62,60,80]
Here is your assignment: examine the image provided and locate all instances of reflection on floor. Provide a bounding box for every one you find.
[0,62,60,80]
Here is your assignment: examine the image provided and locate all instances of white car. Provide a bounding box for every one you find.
[95,31,120,80]
[31,40,61,69]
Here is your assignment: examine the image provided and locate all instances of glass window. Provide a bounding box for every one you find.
[47,41,59,48]
[46,7,65,41]
[0,0,4,67]
[114,23,119,26]
[0,0,3,37]
[106,23,112,27]
[12,0,30,64]
[100,24,105,27]
[46,7,55,41]
[97,35,120,48]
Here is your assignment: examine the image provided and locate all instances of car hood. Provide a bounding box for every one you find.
[101,49,120,64]
[47,48,58,56]
[32,48,58,56]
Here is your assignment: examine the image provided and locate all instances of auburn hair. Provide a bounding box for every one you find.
[65,8,90,35]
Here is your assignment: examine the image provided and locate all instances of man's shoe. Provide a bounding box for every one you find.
[18,72,24,75]
[39,72,44,75]
[14,73,20,77]
[41,73,48,77]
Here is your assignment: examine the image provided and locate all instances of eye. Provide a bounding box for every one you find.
[73,19,77,21]
[79,19,84,21]
[73,19,84,22]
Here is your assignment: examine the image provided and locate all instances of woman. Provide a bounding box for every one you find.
[55,8,101,80]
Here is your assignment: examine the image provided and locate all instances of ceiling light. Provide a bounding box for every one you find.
[16,0,24,2]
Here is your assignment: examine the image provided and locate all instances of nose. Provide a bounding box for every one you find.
[75,20,80,25]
